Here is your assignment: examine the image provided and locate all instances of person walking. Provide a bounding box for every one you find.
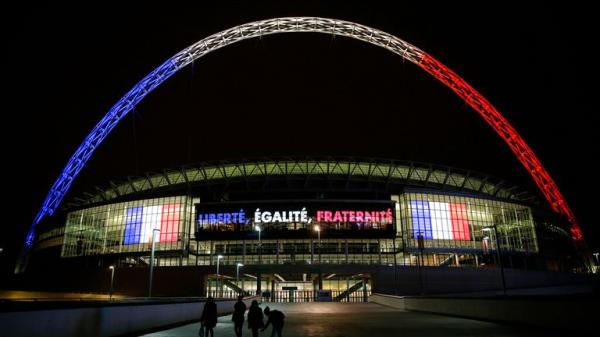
[200,296,218,337]
[232,295,247,337]
[247,300,264,337]
[261,306,285,337]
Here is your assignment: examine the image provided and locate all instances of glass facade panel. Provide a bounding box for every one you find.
[398,193,538,253]
[62,196,190,257]
[59,192,539,269]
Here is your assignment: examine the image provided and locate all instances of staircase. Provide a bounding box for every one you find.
[222,279,244,295]
[439,254,454,267]
[333,281,363,302]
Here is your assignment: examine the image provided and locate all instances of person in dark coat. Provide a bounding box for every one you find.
[200,296,218,337]
[261,306,285,337]
[247,300,264,337]
[232,295,247,337]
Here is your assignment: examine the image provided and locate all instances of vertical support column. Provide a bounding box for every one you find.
[102,207,110,254]
[310,239,314,264]
[392,238,398,294]
[345,239,349,264]
[312,275,317,301]
[377,238,382,265]
[318,269,323,290]
[271,278,275,302]
[346,276,350,302]
[256,271,261,296]
[362,277,368,302]
[242,240,246,264]
[276,239,280,264]
[210,241,214,266]
[207,274,212,297]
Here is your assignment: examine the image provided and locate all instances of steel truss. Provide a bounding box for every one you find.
[72,158,532,207]
[18,17,583,273]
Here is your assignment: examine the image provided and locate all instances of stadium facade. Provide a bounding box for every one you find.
[29,157,580,299]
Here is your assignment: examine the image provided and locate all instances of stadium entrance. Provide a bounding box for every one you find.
[207,272,371,303]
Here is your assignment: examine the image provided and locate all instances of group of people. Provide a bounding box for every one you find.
[200,296,285,337]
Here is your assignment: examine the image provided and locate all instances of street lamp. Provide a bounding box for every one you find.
[108,266,115,300]
[237,263,244,294]
[216,254,223,297]
[314,225,321,244]
[314,225,321,263]
[483,226,506,295]
[255,225,261,264]
[148,228,160,298]
[416,232,424,295]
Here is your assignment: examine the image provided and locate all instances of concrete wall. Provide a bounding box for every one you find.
[372,265,599,295]
[10,265,210,297]
[0,297,257,337]
[370,293,596,330]
[11,262,598,298]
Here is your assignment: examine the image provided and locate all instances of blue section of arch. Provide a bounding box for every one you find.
[24,59,180,248]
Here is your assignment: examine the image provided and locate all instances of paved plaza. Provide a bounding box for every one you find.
[143,302,562,337]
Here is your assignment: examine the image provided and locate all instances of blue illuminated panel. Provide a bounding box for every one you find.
[411,200,433,239]
[124,207,144,244]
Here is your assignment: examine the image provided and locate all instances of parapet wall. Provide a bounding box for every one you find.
[0,297,257,337]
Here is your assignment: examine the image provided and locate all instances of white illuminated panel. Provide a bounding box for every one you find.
[429,202,452,240]
[141,205,162,243]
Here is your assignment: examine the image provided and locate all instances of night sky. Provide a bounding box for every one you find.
[2,2,597,273]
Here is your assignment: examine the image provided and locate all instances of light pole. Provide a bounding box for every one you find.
[148,228,160,298]
[416,233,424,295]
[109,266,115,300]
[483,226,506,295]
[237,263,244,294]
[314,225,321,263]
[255,225,261,264]
[216,254,223,297]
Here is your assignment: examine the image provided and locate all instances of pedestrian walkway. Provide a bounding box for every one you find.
[142,302,561,337]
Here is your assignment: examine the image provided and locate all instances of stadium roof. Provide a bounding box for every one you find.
[66,157,535,208]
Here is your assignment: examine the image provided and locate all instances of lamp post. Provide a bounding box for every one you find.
[255,225,261,264]
[314,225,321,263]
[237,263,244,294]
[416,232,424,295]
[148,228,160,298]
[109,266,115,300]
[483,226,506,295]
[216,254,223,297]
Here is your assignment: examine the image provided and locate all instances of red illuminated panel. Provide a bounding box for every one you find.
[160,204,180,242]
[449,203,470,241]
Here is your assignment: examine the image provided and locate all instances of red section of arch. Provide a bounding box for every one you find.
[418,54,583,241]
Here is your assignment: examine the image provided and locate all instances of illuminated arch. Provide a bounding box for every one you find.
[20,17,583,269]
